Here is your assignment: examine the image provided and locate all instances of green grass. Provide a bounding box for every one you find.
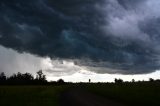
[0,85,69,106]
[84,82,160,106]
[1,82,160,106]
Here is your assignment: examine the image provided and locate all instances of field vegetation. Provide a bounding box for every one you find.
[0,71,160,106]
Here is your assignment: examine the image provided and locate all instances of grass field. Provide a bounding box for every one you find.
[0,82,160,106]
[0,85,69,106]
[84,82,160,106]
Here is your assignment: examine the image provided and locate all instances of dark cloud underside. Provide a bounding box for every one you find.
[0,0,160,74]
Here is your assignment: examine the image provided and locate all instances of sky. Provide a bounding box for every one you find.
[0,0,160,82]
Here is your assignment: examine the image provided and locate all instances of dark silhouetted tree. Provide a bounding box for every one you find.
[0,72,6,81]
[0,72,6,84]
[149,78,154,82]
[57,79,65,84]
[7,72,34,84]
[23,73,34,81]
[115,78,123,83]
[36,70,46,82]
[132,79,135,83]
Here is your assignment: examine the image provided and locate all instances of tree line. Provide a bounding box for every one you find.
[0,70,65,85]
[114,78,160,84]
[0,70,159,85]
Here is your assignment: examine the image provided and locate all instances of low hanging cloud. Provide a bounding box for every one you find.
[0,0,160,74]
[0,45,42,75]
[0,45,82,76]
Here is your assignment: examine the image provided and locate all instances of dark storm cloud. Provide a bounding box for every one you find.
[0,0,160,74]
[117,0,146,9]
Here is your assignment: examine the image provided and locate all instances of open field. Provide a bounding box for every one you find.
[0,82,160,106]
[0,85,69,106]
[83,82,160,106]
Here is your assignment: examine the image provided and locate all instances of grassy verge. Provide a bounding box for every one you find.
[84,82,160,106]
[0,85,69,106]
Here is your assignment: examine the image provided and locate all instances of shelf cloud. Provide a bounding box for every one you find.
[0,0,160,74]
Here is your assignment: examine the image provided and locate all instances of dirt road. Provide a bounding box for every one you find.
[60,88,126,106]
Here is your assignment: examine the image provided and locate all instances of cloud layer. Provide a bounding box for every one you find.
[0,0,160,74]
[0,45,82,76]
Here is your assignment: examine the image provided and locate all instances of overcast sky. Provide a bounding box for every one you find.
[0,0,160,82]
